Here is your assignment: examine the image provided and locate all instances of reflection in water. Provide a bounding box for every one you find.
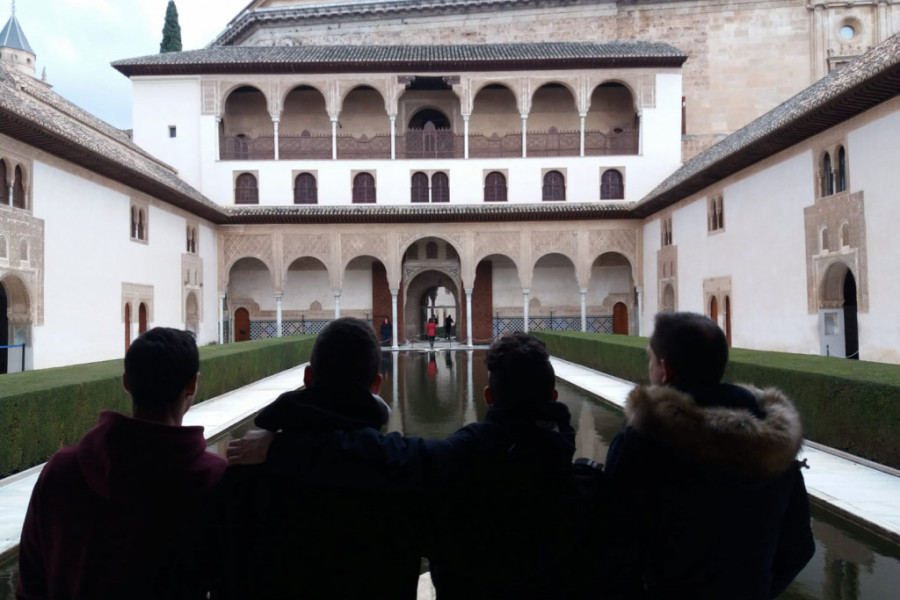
[1,350,899,599]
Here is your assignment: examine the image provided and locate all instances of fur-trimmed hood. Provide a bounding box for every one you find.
[624,383,803,479]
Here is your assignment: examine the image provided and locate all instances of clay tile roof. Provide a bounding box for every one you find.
[112,41,686,76]
[632,32,900,218]
[225,201,635,224]
[0,14,33,54]
[0,61,226,223]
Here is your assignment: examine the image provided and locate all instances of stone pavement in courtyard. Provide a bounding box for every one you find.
[1,355,899,595]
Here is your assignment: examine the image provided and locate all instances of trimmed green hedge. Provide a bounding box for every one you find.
[0,336,314,478]
[535,331,900,471]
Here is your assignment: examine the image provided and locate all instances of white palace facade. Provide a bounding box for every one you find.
[1,0,899,369]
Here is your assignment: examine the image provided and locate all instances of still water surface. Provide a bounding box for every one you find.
[1,350,898,598]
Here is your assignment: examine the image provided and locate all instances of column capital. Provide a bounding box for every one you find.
[579,287,589,294]
[521,288,531,295]
[274,292,284,300]
[464,287,473,295]
[390,288,400,296]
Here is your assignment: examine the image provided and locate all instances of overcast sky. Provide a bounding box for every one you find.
[9,0,251,129]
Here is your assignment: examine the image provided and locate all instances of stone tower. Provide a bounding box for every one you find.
[0,1,35,77]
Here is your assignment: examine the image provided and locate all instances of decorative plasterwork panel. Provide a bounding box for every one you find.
[223,233,275,272]
[341,232,388,267]
[657,245,677,312]
[531,230,577,263]
[588,228,637,266]
[182,254,204,323]
[201,80,219,115]
[639,73,656,109]
[804,190,868,313]
[702,276,732,323]
[0,206,44,325]
[283,233,330,263]
[472,231,520,264]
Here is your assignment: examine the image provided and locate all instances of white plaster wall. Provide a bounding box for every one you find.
[641,218,661,318]
[341,267,374,310]
[197,223,220,345]
[846,102,900,363]
[131,77,204,190]
[283,266,331,312]
[531,258,580,307]
[588,263,633,308]
[230,263,276,311]
[639,73,684,187]
[31,162,218,368]
[492,263,523,307]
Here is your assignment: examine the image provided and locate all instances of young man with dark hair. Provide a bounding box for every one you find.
[605,312,814,599]
[213,317,425,599]
[425,332,587,600]
[17,328,226,600]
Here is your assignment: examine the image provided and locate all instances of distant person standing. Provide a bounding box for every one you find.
[380,317,392,346]
[444,314,454,340]
[17,328,226,600]
[426,317,437,349]
[605,312,814,599]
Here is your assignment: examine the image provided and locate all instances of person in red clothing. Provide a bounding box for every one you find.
[17,327,227,600]
[426,316,437,348]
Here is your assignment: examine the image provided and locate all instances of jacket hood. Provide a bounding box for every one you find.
[255,382,388,432]
[77,410,214,501]
[624,383,803,478]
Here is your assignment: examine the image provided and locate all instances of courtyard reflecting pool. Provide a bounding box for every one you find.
[1,350,898,599]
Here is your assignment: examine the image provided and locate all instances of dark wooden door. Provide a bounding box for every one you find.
[234,308,251,342]
[613,302,628,335]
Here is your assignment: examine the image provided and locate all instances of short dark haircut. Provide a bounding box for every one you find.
[649,312,728,385]
[124,327,199,409]
[311,318,381,387]
[485,332,555,409]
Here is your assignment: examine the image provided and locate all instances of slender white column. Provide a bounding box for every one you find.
[389,115,397,160]
[273,119,280,161]
[218,292,225,344]
[391,288,400,350]
[333,290,341,319]
[463,114,470,159]
[7,185,12,206]
[522,288,530,333]
[215,116,222,162]
[521,114,528,158]
[579,113,586,157]
[637,109,643,156]
[331,117,338,160]
[388,350,402,434]
[275,292,283,337]
[580,287,588,332]
[465,288,473,348]
[635,286,644,336]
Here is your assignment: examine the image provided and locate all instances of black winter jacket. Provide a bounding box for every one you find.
[604,383,815,600]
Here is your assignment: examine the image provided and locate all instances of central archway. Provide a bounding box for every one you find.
[404,270,459,343]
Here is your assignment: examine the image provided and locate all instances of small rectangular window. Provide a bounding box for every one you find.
[168,126,177,138]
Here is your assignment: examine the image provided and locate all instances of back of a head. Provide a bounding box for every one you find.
[486,332,555,409]
[124,327,199,410]
[649,312,728,385]
[311,317,381,387]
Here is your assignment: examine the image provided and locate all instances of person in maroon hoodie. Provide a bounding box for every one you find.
[16,327,227,600]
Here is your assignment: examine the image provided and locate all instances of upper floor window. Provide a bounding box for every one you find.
[131,205,147,241]
[235,173,259,205]
[841,222,850,247]
[836,146,847,193]
[169,125,177,138]
[353,172,376,204]
[822,153,834,196]
[294,173,318,204]
[13,165,26,209]
[186,226,198,253]
[542,170,565,201]
[661,216,673,247]
[426,242,439,259]
[411,172,429,203]
[431,172,450,203]
[708,195,724,232]
[484,172,507,203]
[600,169,624,200]
[0,160,8,204]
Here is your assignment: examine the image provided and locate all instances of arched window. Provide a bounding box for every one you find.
[823,153,834,196]
[836,146,847,193]
[426,241,438,259]
[821,228,829,252]
[841,223,850,247]
[235,173,259,204]
[411,172,429,203]
[716,197,724,230]
[431,172,449,203]
[294,173,318,204]
[124,303,132,352]
[352,173,376,204]
[542,171,565,201]
[137,210,146,241]
[20,240,27,262]
[131,207,138,239]
[138,302,148,334]
[484,172,507,202]
[13,166,25,209]
[601,170,624,200]
[0,160,8,204]
[724,295,732,347]
[709,296,718,323]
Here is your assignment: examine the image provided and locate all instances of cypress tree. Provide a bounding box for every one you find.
[159,1,182,53]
